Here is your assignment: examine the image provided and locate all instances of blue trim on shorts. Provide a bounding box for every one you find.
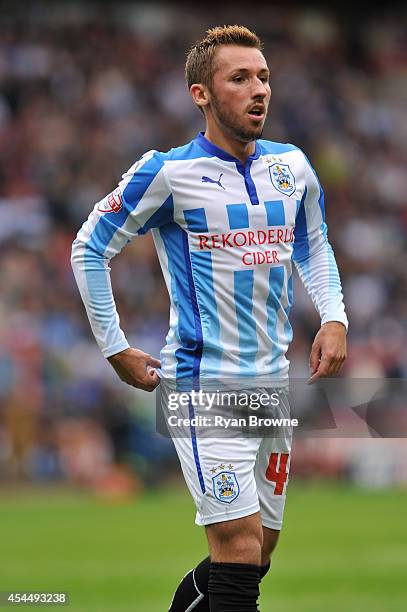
[189,399,206,494]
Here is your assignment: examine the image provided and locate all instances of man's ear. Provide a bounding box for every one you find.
[190,83,210,110]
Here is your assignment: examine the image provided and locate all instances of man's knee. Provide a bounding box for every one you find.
[206,512,263,565]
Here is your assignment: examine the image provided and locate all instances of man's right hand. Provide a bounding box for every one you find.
[107,347,161,392]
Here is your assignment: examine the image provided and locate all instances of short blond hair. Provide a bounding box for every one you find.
[185,25,263,89]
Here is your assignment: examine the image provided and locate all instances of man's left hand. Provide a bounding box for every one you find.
[308,321,347,384]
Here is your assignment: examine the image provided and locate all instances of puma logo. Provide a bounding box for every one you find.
[201,173,226,190]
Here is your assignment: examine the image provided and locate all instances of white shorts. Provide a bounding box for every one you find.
[160,384,292,529]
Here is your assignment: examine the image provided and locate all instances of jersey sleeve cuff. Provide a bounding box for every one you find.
[321,312,349,333]
[102,339,131,359]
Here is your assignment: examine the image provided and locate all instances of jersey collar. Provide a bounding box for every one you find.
[195,131,261,163]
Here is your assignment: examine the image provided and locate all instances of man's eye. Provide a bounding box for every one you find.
[233,77,244,83]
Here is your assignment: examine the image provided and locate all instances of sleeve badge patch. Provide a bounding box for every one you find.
[97,188,123,213]
[269,163,296,196]
[212,471,240,504]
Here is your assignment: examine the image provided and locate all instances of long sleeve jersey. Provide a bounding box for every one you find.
[71,132,347,383]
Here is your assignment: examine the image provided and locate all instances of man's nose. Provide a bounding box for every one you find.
[252,78,268,99]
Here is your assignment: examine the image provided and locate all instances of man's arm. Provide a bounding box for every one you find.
[292,154,348,384]
[71,150,172,390]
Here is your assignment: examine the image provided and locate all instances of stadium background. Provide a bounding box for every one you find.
[0,2,406,610]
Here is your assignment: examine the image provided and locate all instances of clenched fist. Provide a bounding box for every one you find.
[108,347,161,392]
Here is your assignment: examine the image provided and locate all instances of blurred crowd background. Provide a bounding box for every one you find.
[0,2,406,494]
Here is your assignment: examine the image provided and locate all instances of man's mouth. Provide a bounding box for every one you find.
[247,105,265,121]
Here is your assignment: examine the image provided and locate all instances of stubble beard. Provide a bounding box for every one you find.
[211,94,265,143]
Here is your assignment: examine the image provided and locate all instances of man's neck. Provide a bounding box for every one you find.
[204,125,256,165]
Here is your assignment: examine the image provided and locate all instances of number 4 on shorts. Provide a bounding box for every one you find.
[266,452,290,495]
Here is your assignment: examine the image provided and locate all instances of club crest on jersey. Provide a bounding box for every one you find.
[269,163,295,196]
[213,471,240,504]
[97,188,123,213]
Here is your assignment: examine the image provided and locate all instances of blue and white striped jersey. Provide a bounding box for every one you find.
[71,132,347,382]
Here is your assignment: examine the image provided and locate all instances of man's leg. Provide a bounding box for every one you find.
[254,405,292,600]
[167,447,287,610]
[205,512,262,611]
[261,527,280,566]
[168,524,278,611]
[163,385,262,612]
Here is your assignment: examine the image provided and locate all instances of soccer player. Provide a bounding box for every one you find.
[71,25,347,612]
